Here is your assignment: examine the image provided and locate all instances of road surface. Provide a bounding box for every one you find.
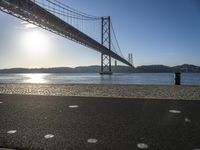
[0,94,200,150]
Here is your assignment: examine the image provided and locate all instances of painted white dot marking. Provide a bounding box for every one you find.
[169,110,181,114]
[87,138,98,144]
[7,130,17,134]
[184,117,191,123]
[0,101,3,104]
[44,134,54,139]
[137,143,149,149]
[68,105,79,108]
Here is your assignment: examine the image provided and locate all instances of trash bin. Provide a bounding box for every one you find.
[174,72,181,85]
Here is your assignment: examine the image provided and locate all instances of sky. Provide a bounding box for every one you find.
[0,0,200,69]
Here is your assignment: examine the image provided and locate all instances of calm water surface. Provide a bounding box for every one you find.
[0,73,199,85]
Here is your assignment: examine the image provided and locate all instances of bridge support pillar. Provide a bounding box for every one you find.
[100,16,112,75]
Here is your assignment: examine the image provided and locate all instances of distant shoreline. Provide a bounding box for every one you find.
[0,64,199,73]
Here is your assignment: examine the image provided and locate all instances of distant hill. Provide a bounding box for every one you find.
[0,64,199,73]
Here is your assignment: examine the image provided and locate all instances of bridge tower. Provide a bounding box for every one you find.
[100,16,112,75]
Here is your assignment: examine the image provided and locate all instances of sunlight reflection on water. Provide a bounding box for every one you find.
[0,73,200,85]
[24,74,48,83]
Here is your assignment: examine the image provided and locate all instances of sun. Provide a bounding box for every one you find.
[22,30,49,55]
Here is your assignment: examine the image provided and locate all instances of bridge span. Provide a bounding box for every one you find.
[0,0,133,74]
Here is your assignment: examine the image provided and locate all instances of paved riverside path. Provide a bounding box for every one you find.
[0,94,200,150]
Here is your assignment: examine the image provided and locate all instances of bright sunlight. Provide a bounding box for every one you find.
[21,30,49,56]
[24,74,48,83]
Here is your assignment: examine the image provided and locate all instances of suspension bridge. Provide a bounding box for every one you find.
[0,0,133,74]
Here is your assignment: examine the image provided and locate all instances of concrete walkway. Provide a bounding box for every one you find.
[0,83,200,100]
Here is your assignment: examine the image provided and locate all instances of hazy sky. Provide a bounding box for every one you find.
[0,0,200,69]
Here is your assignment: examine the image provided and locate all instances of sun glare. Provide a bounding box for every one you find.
[24,74,48,83]
[22,30,49,55]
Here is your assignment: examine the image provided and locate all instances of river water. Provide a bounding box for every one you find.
[0,73,199,85]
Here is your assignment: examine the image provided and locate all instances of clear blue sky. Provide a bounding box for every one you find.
[0,0,200,69]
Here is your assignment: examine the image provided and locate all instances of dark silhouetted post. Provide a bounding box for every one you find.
[174,72,181,85]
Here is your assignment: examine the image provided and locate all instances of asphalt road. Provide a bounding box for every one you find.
[0,94,200,150]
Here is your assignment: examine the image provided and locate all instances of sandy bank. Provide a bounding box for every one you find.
[0,83,200,100]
